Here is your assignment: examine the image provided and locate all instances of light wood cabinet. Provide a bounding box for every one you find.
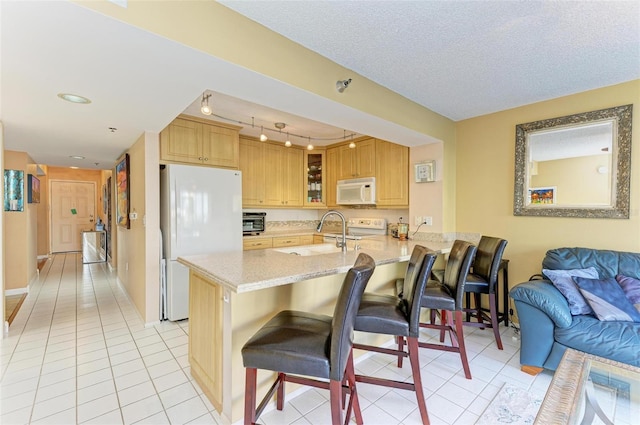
[188,271,224,411]
[242,238,273,251]
[304,149,326,207]
[262,143,283,206]
[376,139,409,207]
[282,148,304,206]
[239,138,265,206]
[333,137,376,180]
[326,148,338,207]
[272,236,301,248]
[160,115,240,168]
[239,136,303,208]
[243,234,320,251]
[301,235,315,245]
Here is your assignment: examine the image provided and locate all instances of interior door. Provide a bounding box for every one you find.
[51,181,96,253]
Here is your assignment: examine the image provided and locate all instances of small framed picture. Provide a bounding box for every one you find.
[28,174,40,203]
[414,161,435,183]
[528,186,556,205]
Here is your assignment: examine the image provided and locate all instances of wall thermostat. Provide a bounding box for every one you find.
[414,160,435,183]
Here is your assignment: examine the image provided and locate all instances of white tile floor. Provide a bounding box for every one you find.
[1,253,553,425]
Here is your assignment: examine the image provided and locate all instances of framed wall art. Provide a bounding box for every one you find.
[116,154,130,228]
[528,186,556,205]
[28,174,40,203]
[4,169,24,212]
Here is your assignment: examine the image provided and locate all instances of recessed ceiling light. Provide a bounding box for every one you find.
[69,155,85,160]
[70,166,79,169]
[58,93,91,104]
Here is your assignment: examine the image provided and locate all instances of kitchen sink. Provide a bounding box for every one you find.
[273,243,345,256]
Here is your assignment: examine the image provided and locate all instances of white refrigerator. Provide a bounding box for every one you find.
[160,164,242,321]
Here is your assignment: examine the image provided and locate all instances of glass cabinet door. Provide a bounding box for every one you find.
[304,149,326,207]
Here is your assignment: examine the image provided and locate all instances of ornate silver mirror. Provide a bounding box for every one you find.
[514,104,632,218]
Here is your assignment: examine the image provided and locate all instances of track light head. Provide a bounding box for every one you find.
[336,78,352,93]
[200,93,212,115]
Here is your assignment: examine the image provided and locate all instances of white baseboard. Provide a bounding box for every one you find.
[37,255,49,260]
[5,286,28,296]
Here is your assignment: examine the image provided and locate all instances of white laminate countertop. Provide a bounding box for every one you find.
[178,236,452,294]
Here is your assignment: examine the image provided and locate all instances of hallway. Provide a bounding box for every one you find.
[0,254,219,424]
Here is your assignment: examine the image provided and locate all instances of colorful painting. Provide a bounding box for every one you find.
[116,154,130,228]
[528,186,556,205]
[28,174,40,203]
[4,169,24,212]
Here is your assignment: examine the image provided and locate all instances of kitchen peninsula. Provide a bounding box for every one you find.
[178,236,452,424]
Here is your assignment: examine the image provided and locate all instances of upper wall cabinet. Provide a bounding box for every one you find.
[304,149,326,207]
[160,115,240,169]
[332,137,376,180]
[376,139,409,207]
[239,136,304,208]
[326,137,408,208]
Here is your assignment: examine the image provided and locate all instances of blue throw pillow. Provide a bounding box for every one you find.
[615,274,640,313]
[543,267,599,315]
[573,277,640,322]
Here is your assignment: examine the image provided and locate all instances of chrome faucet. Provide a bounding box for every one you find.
[316,210,348,252]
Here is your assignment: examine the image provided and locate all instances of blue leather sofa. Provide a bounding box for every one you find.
[510,247,640,373]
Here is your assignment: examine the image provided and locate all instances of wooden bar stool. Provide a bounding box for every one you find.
[241,253,376,425]
[352,245,437,425]
[463,236,508,350]
[419,240,477,379]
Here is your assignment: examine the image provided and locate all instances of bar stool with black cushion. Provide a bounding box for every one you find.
[463,236,508,350]
[352,245,437,425]
[241,253,376,425]
[419,240,477,379]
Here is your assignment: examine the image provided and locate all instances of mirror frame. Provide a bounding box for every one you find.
[514,104,632,219]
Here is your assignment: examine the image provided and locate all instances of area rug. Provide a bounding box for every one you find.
[476,383,543,425]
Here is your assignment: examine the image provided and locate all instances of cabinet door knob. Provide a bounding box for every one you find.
[204,157,209,161]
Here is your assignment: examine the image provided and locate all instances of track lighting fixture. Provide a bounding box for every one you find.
[215,113,358,148]
[200,93,212,115]
[349,134,356,149]
[336,78,352,93]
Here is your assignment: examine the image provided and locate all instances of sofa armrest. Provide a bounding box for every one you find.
[509,281,572,328]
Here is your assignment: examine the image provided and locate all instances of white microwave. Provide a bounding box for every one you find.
[337,177,376,205]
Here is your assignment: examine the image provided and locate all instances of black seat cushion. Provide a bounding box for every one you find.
[464,273,490,293]
[421,283,455,311]
[354,293,409,337]
[242,310,333,379]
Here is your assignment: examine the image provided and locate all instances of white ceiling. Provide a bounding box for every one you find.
[1,1,638,170]
[220,0,640,121]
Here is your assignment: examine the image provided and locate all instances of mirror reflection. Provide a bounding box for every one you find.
[514,104,632,218]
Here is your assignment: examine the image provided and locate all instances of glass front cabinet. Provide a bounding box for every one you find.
[304,149,326,207]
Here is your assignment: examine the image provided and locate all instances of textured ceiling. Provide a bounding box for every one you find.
[1,1,638,169]
[220,1,640,121]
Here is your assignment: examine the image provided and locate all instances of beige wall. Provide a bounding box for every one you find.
[116,132,160,324]
[4,150,38,291]
[410,142,444,233]
[455,80,640,294]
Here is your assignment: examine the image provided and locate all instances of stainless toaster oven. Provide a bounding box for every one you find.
[242,212,266,236]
